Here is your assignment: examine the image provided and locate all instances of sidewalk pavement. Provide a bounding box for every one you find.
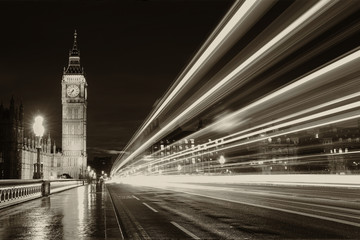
[0,184,123,240]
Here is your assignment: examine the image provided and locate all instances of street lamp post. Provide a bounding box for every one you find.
[86,166,91,183]
[219,155,226,174]
[33,116,45,179]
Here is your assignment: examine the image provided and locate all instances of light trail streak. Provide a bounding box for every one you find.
[132,55,360,172]
[129,109,360,175]
[112,1,344,175]
[191,90,360,147]
[125,0,266,148]
[139,99,360,170]
[118,174,360,186]
[208,52,360,140]
[223,102,360,145]
[209,150,360,171]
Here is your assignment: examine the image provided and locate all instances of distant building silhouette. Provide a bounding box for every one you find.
[0,97,23,178]
[0,97,61,179]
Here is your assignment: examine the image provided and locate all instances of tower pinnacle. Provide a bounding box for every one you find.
[71,30,78,56]
[65,30,83,74]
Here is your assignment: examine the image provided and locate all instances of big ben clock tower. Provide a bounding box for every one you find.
[61,30,87,178]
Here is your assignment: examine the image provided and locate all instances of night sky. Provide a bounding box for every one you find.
[0,0,233,161]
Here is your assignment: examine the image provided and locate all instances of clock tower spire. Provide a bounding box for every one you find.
[61,30,88,179]
[65,30,83,74]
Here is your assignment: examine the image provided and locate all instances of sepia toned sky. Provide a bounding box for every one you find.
[0,0,233,160]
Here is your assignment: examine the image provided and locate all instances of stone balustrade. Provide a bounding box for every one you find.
[0,179,85,209]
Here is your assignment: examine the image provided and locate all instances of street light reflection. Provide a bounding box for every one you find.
[76,186,86,235]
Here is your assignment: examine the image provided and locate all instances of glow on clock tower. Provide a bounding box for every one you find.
[61,30,87,178]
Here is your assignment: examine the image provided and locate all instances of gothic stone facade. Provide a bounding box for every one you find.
[0,31,87,179]
[0,98,61,179]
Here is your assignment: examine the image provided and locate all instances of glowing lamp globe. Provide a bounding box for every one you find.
[33,116,45,137]
[219,155,226,165]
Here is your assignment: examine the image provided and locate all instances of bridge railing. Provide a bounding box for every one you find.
[0,179,85,209]
[50,179,85,194]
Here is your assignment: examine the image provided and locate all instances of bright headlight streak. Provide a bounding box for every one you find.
[134,138,225,171]
[152,112,360,171]
[218,103,360,149]
[160,0,335,126]
[147,104,360,169]
[119,94,360,174]
[119,98,360,174]
[223,150,360,167]
[184,52,360,151]
[113,0,340,174]
[155,100,360,165]
[123,0,329,152]
[160,91,352,158]
[126,0,261,147]
[220,91,360,141]
[204,155,323,169]
[218,113,360,156]
[213,54,360,140]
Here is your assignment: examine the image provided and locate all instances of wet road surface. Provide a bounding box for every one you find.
[107,182,360,239]
[0,184,122,240]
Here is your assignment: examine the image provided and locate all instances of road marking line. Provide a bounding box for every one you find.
[171,221,200,240]
[142,202,158,212]
[132,195,140,200]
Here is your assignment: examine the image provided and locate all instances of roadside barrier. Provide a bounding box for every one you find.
[0,179,85,209]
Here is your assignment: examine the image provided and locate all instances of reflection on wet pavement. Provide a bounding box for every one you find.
[0,184,110,240]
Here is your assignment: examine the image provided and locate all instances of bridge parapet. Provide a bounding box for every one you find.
[0,179,85,209]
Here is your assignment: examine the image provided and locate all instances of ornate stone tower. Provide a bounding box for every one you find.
[61,30,87,178]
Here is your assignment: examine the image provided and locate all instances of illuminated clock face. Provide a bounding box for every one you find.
[67,85,80,97]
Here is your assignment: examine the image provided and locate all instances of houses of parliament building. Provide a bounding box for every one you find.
[0,31,87,179]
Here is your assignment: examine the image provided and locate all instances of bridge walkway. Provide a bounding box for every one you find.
[0,183,123,240]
